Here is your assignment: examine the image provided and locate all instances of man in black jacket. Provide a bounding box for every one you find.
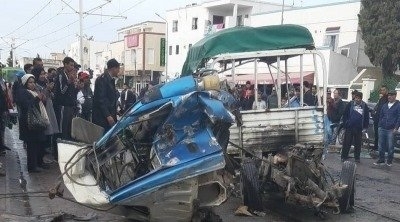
[0,78,10,155]
[54,57,77,139]
[341,91,369,163]
[303,81,314,106]
[92,59,121,133]
[372,85,388,150]
[329,89,345,144]
[120,84,136,113]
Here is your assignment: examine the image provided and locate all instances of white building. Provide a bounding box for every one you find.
[117,21,166,91]
[166,0,292,78]
[68,39,110,75]
[252,0,379,100]
[18,56,64,72]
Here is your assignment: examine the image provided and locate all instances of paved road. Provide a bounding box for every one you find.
[1,126,400,222]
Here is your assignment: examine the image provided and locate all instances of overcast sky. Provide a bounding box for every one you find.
[0,0,351,63]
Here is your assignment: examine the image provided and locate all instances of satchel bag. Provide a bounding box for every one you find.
[27,105,48,131]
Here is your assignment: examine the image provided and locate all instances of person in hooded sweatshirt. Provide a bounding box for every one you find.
[341,91,369,163]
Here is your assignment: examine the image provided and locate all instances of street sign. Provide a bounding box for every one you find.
[160,38,165,67]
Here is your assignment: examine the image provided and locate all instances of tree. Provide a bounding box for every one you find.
[358,0,400,76]
[6,50,13,67]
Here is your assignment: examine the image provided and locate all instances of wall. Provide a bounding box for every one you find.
[166,0,291,78]
[252,1,361,49]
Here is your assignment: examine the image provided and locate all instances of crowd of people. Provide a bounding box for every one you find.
[231,79,398,166]
[1,64,398,174]
[235,80,319,111]
[0,57,139,173]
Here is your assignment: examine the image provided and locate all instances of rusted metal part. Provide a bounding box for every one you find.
[49,181,64,199]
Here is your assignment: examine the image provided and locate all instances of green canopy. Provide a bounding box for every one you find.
[181,24,315,76]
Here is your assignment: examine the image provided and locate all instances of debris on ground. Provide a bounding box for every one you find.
[0,212,97,222]
[234,205,253,216]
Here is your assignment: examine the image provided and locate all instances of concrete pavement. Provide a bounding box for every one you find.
[1,125,400,222]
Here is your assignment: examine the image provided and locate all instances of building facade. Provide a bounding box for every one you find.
[68,39,110,74]
[252,0,378,100]
[19,56,63,72]
[115,21,166,92]
[166,0,292,78]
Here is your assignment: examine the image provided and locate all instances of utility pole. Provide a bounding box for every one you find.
[79,0,84,68]
[60,0,126,70]
[281,0,285,25]
[11,37,16,67]
[155,13,168,81]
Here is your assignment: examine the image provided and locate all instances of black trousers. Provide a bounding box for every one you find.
[373,120,379,150]
[26,141,41,171]
[60,106,75,140]
[0,115,5,150]
[341,127,362,160]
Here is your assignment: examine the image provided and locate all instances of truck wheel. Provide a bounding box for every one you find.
[241,158,263,212]
[338,161,356,213]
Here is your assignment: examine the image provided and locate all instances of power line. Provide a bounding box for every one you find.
[1,0,54,38]
[15,20,80,49]
[30,0,148,51]
[23,0,73,36]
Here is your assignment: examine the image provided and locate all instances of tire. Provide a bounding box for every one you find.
[338,161,356,213]
[338,128,345,145]
[241,158,263,212]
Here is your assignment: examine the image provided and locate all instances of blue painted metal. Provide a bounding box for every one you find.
[90,74,236,204]
[110,145,225,204]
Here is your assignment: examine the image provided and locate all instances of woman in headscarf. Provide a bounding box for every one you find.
[32,67,60,163]
[17,74,49,173]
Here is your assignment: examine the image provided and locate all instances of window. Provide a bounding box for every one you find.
[172,20,178,32]
[324,27,340,51]
[136,49,142,64]
[213,15,224,25]
[189,44,192,49]
[169,46,172,55]
[237,15,243,26]
[176,45,179,55]
[131,49,136,64]
[147,48,155,65]
[192,17,198,30]
[340,48,350,57]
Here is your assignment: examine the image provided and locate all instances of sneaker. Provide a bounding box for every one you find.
[374,160,385,166]
[387,161,393,167]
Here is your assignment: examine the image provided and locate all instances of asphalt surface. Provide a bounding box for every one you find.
[1,125,400,222]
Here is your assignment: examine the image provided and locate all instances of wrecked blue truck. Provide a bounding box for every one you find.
[56,25,356,221]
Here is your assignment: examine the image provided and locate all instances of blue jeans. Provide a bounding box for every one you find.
[378,127,395,162]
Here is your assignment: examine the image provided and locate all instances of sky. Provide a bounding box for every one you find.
[0,0,352,64]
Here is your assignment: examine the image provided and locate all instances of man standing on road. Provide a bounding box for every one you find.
[54,57,78,140]
[0,77,11,155]
[374,90,400,167]
[372,85,388,151]
[329,89,345,145]
[341,91,369,163]
[92,59,120,133]
[120,84,136,113]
